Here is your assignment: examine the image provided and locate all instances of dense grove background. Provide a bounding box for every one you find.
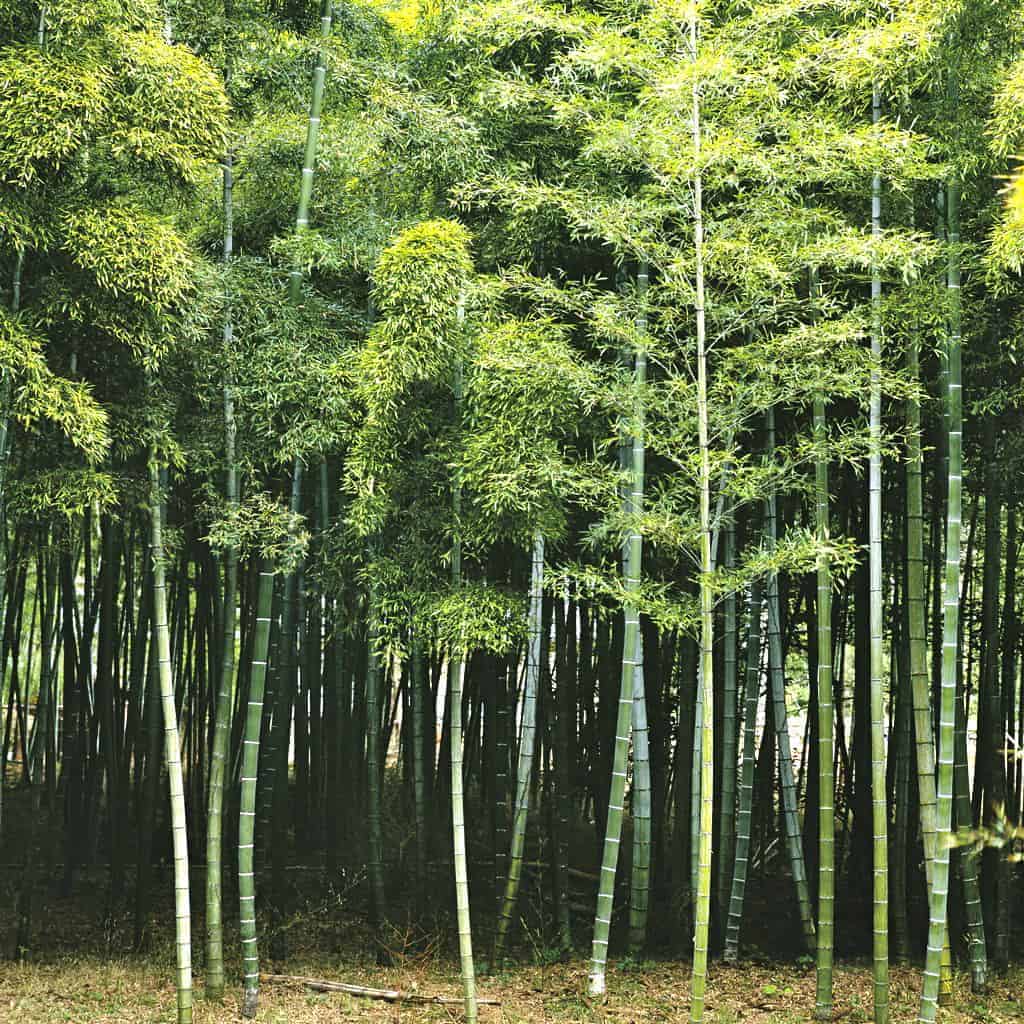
[2,2,1024,1023]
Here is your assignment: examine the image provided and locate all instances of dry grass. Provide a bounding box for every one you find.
[1,955,1022,1024]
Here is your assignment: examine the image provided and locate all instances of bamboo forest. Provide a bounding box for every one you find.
[4,1,1024,1023]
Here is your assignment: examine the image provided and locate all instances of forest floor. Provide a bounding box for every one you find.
[1,780,1021,1023]
[2,953,1023,1024]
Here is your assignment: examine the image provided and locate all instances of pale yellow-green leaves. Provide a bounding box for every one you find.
[0,309,110,462]
[0,46,109,186]
[804,225,939,283]
[362,218,473,407]
[450,0,595,57]
[205,491,309,573]
[7,466,118,521]
[25,0,154,37]
[62,203,196,314]
[107,30,229,183]
[348,218,473,537]
[986,58,1024,275]
[460,317,596,542]
[804,0,955,100]
[990,59,1024,160]
[0,24,226,188]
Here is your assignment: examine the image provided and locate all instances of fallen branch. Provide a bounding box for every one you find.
[260,973,500,1006]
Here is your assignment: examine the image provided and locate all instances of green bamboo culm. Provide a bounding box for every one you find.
[956,705,988,992]
[239,565,274,1019]
[813,387,834,1020]
[765,407,816,951]
[267,458,304,962]
[943,77,986,989]
[905,276,953,1005]
[149,452,193,1024]
[450,309,478,1024]
[690,649,703,901]
[410,631,428,894]
[587,273,646,997]
[204,104,237,1003]
[917,168,966,1024]
[494,531,544,961]
[237,0,332,976]
[689,11,714,1016]
[366,572,388,928]
[628,630,651,953]
[627,262,651,957]
[0,253,23,839]
[723,577,762,961]
[450,652,477,1022]
[288,0,333,304]
[869,82,889,1024]
[716,520,738,937]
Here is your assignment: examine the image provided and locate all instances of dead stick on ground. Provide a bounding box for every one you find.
[261,974,500,1005]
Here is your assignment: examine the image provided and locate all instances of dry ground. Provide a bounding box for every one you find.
[2,956,1022,1024]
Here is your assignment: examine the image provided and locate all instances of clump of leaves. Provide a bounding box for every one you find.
[205,491,308,572]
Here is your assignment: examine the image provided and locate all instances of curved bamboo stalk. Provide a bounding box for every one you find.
[494,532,544,960]
[588,271,645,995]
[628,263,651,956]
[150,453,193,1024]
[204,122,237,1001]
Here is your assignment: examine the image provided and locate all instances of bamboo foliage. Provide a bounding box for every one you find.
[1,3,1023,1021]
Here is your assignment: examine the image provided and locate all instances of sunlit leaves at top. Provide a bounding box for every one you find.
[63,204,196,314]
[0,309,110,462]
[372,218,473,337]
[460,317,598,542]
[106,30,229,183]
[0,47,109,186]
